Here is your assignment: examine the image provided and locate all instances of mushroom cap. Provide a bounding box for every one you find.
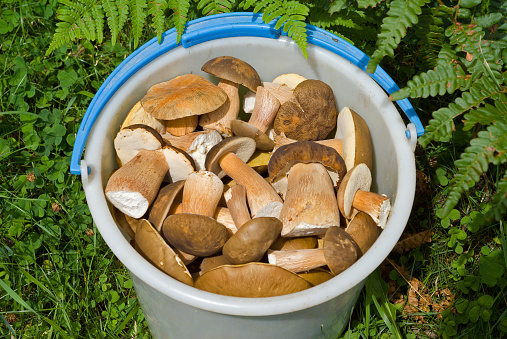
[112,207,136,239]
[273,79,338,141]
[335,107,373,172]
[194,262,312,297]
[205,136,257,178]
[162,213,229,257]
[148,180,185,231]
[222,217,282,265]
[141,74,227,120]
[268,140,346,197]
[159,145,196,182]
[337,163,372,218]
[298,268,334,286]
[199,255,232,276]
[246,149,271,174]
[345,212,380,256]
[270,236,318,251]
[323,226,360,276]
[134,219,194,286]
[230,120,275,151]
[272,73,307,90]
[114,124,165,166]
[121,101,166,135]
[201,56,262,92]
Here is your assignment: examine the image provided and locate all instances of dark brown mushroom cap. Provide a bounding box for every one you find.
[141,74,228,120]
[268,140,346,183]
[205,136,257,178]
[222,217,282,265]
[345,212,379,256]
[298,268,334,286]
[230,120,275,151]
[336,163,372,218]
[323,226,360,276]
[194,262,312,297]
[201,56,262,92]
[273,79,338,141]
[148,180,185,231]
[112,207,136,239]
[270,236,318,251]
[134,219,194,286]
[162,213,229,257]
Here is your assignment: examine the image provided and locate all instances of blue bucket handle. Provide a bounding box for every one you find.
[70,12,424,175]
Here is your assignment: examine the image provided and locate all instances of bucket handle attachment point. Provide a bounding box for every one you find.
[81,160,90,186]
[406,123,417,152]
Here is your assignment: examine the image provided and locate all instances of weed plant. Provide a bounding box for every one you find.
[1,0,506,338]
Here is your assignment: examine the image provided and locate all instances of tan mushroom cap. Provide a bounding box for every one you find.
[195,262,312,297]
[345,212,380,256]
[323,226,360,276]
[199,255,232,276]
[201,56,262,92]
[298,268,334,286]
[121,101,166,135]
[134,219,193,286]
[270,236,317,251]
[141,74,227,120]
[205,136,257,178]
[112,207,136,239]
[162,213,229,257]
[222,217,282,265]
[274,79,338,141]
[148,180,185,231]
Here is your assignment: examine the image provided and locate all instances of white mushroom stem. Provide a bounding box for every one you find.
[279,162,341,237]
[172,203,238,235]
[268,249,326,273]
[218,152,283,217]
[181,171,224,217]
[165,115,198,136]
[225,185,251,229]
[352,190,391,229]
[247,86,281,133]
[199,80,240,137]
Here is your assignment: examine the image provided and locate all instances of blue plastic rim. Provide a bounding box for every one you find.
[70,12,424,175]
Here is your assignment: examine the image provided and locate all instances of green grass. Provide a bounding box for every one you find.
[1,0,506,338]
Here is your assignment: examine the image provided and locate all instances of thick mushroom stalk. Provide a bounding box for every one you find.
[181,171,223,217]
[279,162,341,237]
[337,163,391,229]
[224,184,251,229]
[199,80,240,137]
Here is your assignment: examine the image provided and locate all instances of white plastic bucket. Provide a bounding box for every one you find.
[71,13,422,338]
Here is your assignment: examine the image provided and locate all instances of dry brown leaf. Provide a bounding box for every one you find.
[392,230,432,254]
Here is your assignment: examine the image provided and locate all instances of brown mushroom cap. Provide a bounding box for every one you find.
[205,136,257,178]
[270,236,318,251]
[222,217,282,265]
[148,180,185,231]
[273,79,338,141]
[134,219,194,286]
[199,255,232,276]
[298,268,334,286]
[194,262,312,297]
[141,74,227,120]
[345,212,379,256]
[230,120,275,151]
[162,213,229,257]
[323,226,359,276]
[201,56,262,92]
[336,163,372,219]
[112,207,136,239]
[121,101,166,135]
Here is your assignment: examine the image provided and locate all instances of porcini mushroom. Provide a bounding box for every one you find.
[268,226,359,275]
[195,262,312,297]
[114,124,165,166]
[105,149,168,218]
[200,56,261,136]
[224,185,251,229]
[337,163,391,229]
[121,101,166,135]
[158,145,196,182]
[272,73,307,89]
[273,79,338,141]
[242,82,293,114]
[148,180,185,231]
[206,137,283,217]
[345,211,380,256]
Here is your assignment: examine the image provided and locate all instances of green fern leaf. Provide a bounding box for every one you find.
[168,0,190,43]
[198,0,234,15]
[463,93,507,131]
[419,76,506,146]
[130,0,148,49]
[92,3,105,44]
[483,171,507,223]
[148,0,167,43]
[390,64,470,101]
[367,0,431,73]
[103,0,130,46]
[442,121,507,217]
[415,5,451,68]
[356,0,382,8]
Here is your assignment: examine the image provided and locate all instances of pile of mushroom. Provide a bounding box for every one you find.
[105,56,390,298]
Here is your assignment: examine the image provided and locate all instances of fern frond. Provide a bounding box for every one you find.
[463,93,507,131]
[130,0,148,49]
[442,121,507,217]
[356,0,382,8]
[91,3,105,44]
[366,0,431,73]
[419,76,506,146]
[148,0,167,43]
[46,0,100,56]
[390,63,470,101]
[103,0,130,46]
[415,5,451,68]
[168,0,190,43]
[198,0,235,15]
[483,171,507,223]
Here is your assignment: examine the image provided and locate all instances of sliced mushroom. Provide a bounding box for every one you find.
[222,217,282,265]
[158,145,196,182]
[206,137,283,217]
[134,219,193,286]
[105,149,168,218]
[195,262,312,297]
[337,163,391,229]
[345,212,379,256]
[114,124,165,166]
[272,73,307,89]
[121,101,166,135]
[274,79,338,141]
[335,107,373,172]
